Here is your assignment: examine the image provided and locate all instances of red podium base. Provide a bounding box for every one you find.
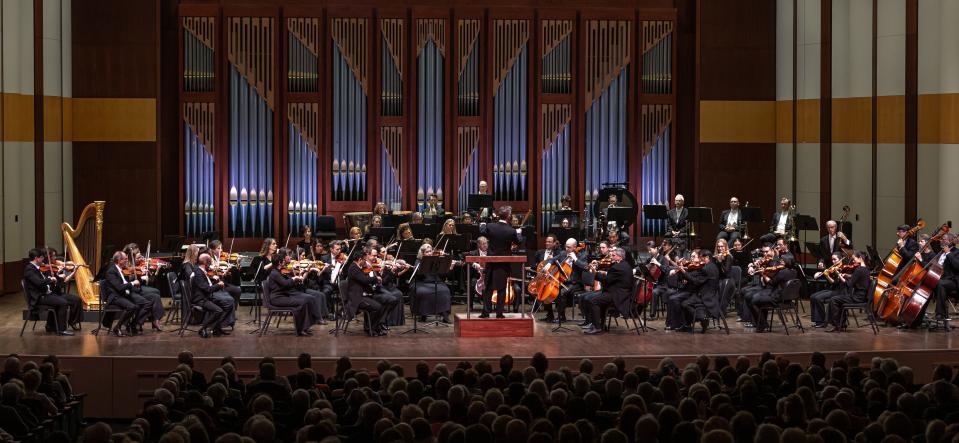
[454,313,535,337]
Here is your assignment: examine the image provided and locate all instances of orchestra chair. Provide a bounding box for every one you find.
[91,280,130,336]
[332,279,372,337]
[20,280,64,336]
[259,281,297,336]
[708,278,733,334]
[759,279,805,335]
[603,297,644,336]
[177,280,207,337]
[839,279,880,334]
[315,216,338,240]
[726,266,743,314]
[164,271,183,325]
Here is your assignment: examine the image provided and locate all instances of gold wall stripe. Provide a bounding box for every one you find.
[70,98,157,142]
[699,100,776,143]
[830,97,871,143]
[43,96,73,142]
[917,93,959,144]
[2,93,35,141]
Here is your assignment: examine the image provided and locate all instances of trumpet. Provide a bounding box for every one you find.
[787,204,798,243]
[742,201,751,240]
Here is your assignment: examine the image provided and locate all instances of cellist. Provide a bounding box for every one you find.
[534,234,562,323]
[933,233,959,322]
[551,238,589,324]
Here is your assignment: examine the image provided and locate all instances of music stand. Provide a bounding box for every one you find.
[607,206,637,230]
[549,228,582,244]
[438,234,468,255]
[393,240,423,264]
[805,242,827,265]
[686,207,714,249]
[795,215,819,262]
[465,255,528,319]
[643,205,669,238]
[365,227,396,243]
[553,210,580,227]
[383,213,409,228]
[741,207,764,240]
[410,223,440,241]
[467,194,494,216]
[455,224,480,242]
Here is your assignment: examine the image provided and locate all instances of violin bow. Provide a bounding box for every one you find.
[44,245,55,278]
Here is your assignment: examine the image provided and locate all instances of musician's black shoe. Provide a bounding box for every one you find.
[700,319,709,333]
[824,325,839,333]
[478,313,490,318]
[198,329,211,339]
[677,325,692,332]
[70,322,82,331]
[557,316,567,323]
[539,316,554,323]
[812,323,827,328]
[584,327,604,335]
[213,328,230,336]
[441,315,450,323]
[110,327,125,337]
[58,330,75,336]
[578,320,591,327]
[580,323,593,330]
[496,313,506,319]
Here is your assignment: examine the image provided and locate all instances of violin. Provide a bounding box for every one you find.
[39,260,87,273]
[761,263,786,276]
[137,257,170,271]
[675,258,705,272]
[220,252,241,263]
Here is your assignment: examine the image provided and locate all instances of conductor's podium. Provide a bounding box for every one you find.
[455,255,534,337]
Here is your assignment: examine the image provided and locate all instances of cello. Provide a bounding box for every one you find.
[882,223,950,324]
[531,243,585,304]
[873,219,925,313]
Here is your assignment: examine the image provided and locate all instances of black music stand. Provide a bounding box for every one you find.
[455,224,480,242]
[553,210,580,227]
[437,234,468,255]
[643,205,669,239]
[549,228,583,244]
[410,223,440,241]
[467,194,494,219]
[383,213,409,228]
[686,207,714,249]
[392,240,423,264]
[741,207,764,241]
[365,227,396,243]
[795,215,819,261]
[607,206,637,231]
[805,242,827,265]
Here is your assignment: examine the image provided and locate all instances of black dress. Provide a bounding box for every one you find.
[411,259,452,317]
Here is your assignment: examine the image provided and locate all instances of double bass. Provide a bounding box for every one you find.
[878,223,950,324]
[873,219,925,313]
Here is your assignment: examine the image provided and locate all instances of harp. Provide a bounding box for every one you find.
[61,201,105,308]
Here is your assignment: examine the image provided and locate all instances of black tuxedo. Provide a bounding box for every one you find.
[828,266,871,326]
[479,221,523,315]
[746,268,797,330]
[343,262,386,330]
[23,264,70,332]
[666,208,688,237]
[818,234,849,259]
[717,209,745,243]
[582,260,634,327]
[102,265,151,329]
[935,250,959,318]
[760,210,793,244]
[190,270,231,331]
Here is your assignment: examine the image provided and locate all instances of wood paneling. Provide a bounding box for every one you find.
[694,143,776,240]
[698,0,776,101]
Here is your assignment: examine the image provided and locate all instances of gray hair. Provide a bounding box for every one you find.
[611,248,626,259]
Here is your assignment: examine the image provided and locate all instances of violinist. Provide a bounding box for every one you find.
[123,243,165,332]
[825,251,870,332]
[267,248,318,336]
[745,254,797,332]
[397,223,415,242]
[411,243,453,323]
[810,252,845,328]
[370,245,405,327]
[607,229,629,249]
[818,220,850,267]
[296,225,316,254]
[347,227,364,241]
[580,247,633,335]
[344,246,388,336]
[101,251,151,336]
[205,241,240,328]
[190,253,235,338]
[933,234,959,322]
[248,238,278,283]
[295,248,330,326]
[738,244,776,327]
[209,240,242,302]
[644,241,673,320]
[23,248,75,335]
[43,247,84,330]
[665,250,719,332]
[713,239,733,279]
[436,219,458,249]
[534,234,563,323]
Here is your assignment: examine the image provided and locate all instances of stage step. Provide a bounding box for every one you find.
[453,313,534,337]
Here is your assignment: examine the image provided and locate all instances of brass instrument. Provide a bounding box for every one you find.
[787,204,798,243]
[742,201,751,240]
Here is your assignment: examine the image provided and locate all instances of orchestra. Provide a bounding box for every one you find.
[24,190,959,339]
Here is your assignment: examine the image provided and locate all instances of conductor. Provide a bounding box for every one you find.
[479,206,524,318]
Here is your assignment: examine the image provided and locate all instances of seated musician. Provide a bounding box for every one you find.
[680,250,721,333]
[825,251,870,332]
[893,224,920,275]
[760,197,793,244]
[370,245,405,327]
[296,225,315,253]
[43,247,84,330]
[190,253,235,338]
[534,234,563,323]
[810,252,844,328]
[745,255,798,332]
[817,220,851,267]
[124,243,165,332]
[267,248,318,336]
[713,239,733,279]
[608,228,629,249]
[643,241,673,320]
[437,219,458,247]
[554,238,589,324]
[373,201,389,216]
[295,248,329,326]
[366,215,384,235]
[580,247,633,335]
[348,227,363,241]
[248,238,278,283]
[397,223,415,241]
[578,241,612,323]
[932,234,959,322]
[717,197,744,244]
[665,250,717,332]
[560,218,572,229]
[411,212,425,225]
[345,246,388,336]
[461,212,475,225]
[738,244,777,327]
[467,236,490,308]
[560,195,573,211]
[422,193,443,217]
[477,180,491,220]
[23,248,75,335]
[411,243,453,323]
[665,195,689,248]
[101,251,151,336]
[207,241,242,328]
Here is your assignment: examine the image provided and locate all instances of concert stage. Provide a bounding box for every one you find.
[2,294,957,419]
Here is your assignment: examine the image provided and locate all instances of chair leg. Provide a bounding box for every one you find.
[20,319,28,337]
[777,308,790,335]
[179,310,192,337]
[720,315,730,335]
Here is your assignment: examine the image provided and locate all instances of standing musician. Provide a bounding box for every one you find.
[345,246,388,336]
[533,234,563,323]
[580,247,633,335]
[123,243,165,331]
[713,239,733,279]
[423,193,443,217]
[810,252,845,328]
[42,247,84,330]
[101,251,151,336]
[745,254,798,332]
[411,243,453,323]
[761,197,794,244]
[665,250,718,332]
[825,251,870,332]
[190,253,235,338]
[23,248,76,335]
[717,197,745,244]
[665,195,689,249]
[479,206,524,318]
[933,234,959,322]
[477,180,492,220]
[818,220,851,267]
[267,248,318,336]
